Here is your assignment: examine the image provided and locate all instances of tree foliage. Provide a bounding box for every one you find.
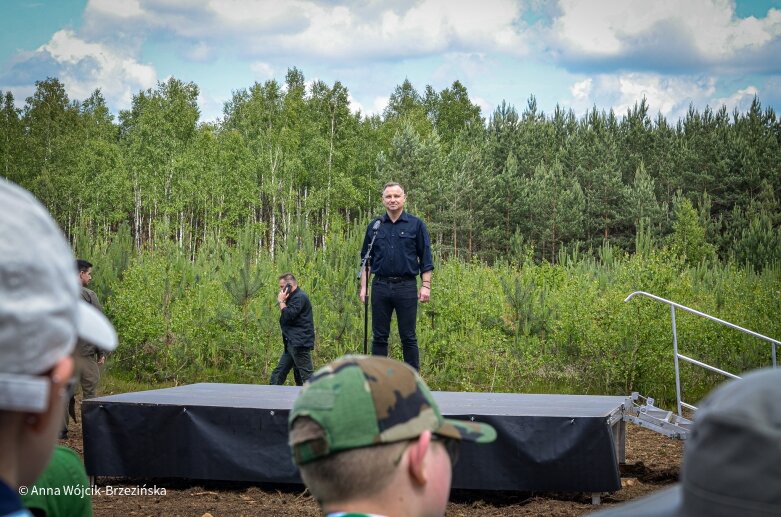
[3,73,778,270]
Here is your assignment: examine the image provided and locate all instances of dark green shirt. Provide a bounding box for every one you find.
[76,287,103,358]
[21,446,93,517]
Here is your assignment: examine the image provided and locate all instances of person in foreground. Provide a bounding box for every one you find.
[590,367,781,517]
[0,179,118,516]
[288,355,497,517]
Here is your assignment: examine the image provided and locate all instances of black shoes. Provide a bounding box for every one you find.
[68,395,77,422]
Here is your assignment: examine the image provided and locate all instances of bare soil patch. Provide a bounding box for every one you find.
[61,400,682,516]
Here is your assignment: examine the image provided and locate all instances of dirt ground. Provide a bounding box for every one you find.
[60,404,682,517]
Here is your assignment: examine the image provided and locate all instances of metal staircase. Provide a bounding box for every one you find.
[592,292,778,504]
[623,392,693,440]
[620,291,779,441]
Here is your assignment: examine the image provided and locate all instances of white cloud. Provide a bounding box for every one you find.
[197,90,228,124]
[37,29,156,108]
[233,0,527,60]
[82,0,527,62]
[43,30,104,65]
[614,75,714,117]
[570,78,592,99]
[548,0,781,72]
[347,92,363,115]
[6,0,780,124]
[250,62,275,80]
[347,93,390,117]
[565,72,718,120]
[0,83,35,105]
[75,0,781,76]
[472,95,492,115]
[371,96,390,115]
[350,95,388,116]
[715,85,760,113]
[87,0,143,19]
[206,0,308,31]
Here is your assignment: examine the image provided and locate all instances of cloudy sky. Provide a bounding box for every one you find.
[1,0,780,123]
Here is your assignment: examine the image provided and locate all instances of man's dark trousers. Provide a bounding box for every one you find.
[269,343,312,385]
[371,277,419,370]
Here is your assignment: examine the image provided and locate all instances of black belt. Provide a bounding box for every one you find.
[375,275,416,283]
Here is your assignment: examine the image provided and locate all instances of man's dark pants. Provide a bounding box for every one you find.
[371,277,419,370]
[269,344,313,385]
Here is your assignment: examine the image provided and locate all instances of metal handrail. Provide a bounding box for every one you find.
[624,291,779,416]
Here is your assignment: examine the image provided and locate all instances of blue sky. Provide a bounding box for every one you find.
[2,0,780,123]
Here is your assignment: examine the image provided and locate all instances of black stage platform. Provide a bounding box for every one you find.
[83,384,627,493]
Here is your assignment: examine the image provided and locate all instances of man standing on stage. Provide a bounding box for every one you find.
[270,273,315,385]
[359,182,433,371]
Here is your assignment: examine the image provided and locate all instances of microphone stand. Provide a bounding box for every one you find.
[358,223,380,355]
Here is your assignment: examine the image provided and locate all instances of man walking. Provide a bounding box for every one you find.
[62,259,107,439]
[269,273,315,386]
[359,182,433,371]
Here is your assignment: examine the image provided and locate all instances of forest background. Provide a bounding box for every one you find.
[1,69,779,404]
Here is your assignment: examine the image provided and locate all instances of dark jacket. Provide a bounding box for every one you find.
[279,287,315,348]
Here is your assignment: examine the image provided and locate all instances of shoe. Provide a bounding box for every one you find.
[68,395,77,422]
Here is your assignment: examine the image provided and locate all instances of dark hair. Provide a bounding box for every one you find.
[279,273,296,283]
[382,182,405,194]
[76,259,93,273]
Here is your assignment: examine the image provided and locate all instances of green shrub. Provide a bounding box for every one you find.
[98,230,780,409]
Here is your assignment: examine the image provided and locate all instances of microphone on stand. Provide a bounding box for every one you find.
[357,219,382,279]
[359,218,382,355]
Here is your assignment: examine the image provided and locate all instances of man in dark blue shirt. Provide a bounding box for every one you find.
[270,273,315,385]
[359,182,433,370]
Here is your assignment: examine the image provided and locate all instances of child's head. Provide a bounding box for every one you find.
[0,179,117,487]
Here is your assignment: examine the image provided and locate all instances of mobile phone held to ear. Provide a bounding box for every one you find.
[284,283,292,295]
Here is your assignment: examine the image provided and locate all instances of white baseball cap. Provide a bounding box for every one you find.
[0,179,117,412]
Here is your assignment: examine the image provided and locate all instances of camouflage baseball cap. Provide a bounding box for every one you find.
[288,355,496,465]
